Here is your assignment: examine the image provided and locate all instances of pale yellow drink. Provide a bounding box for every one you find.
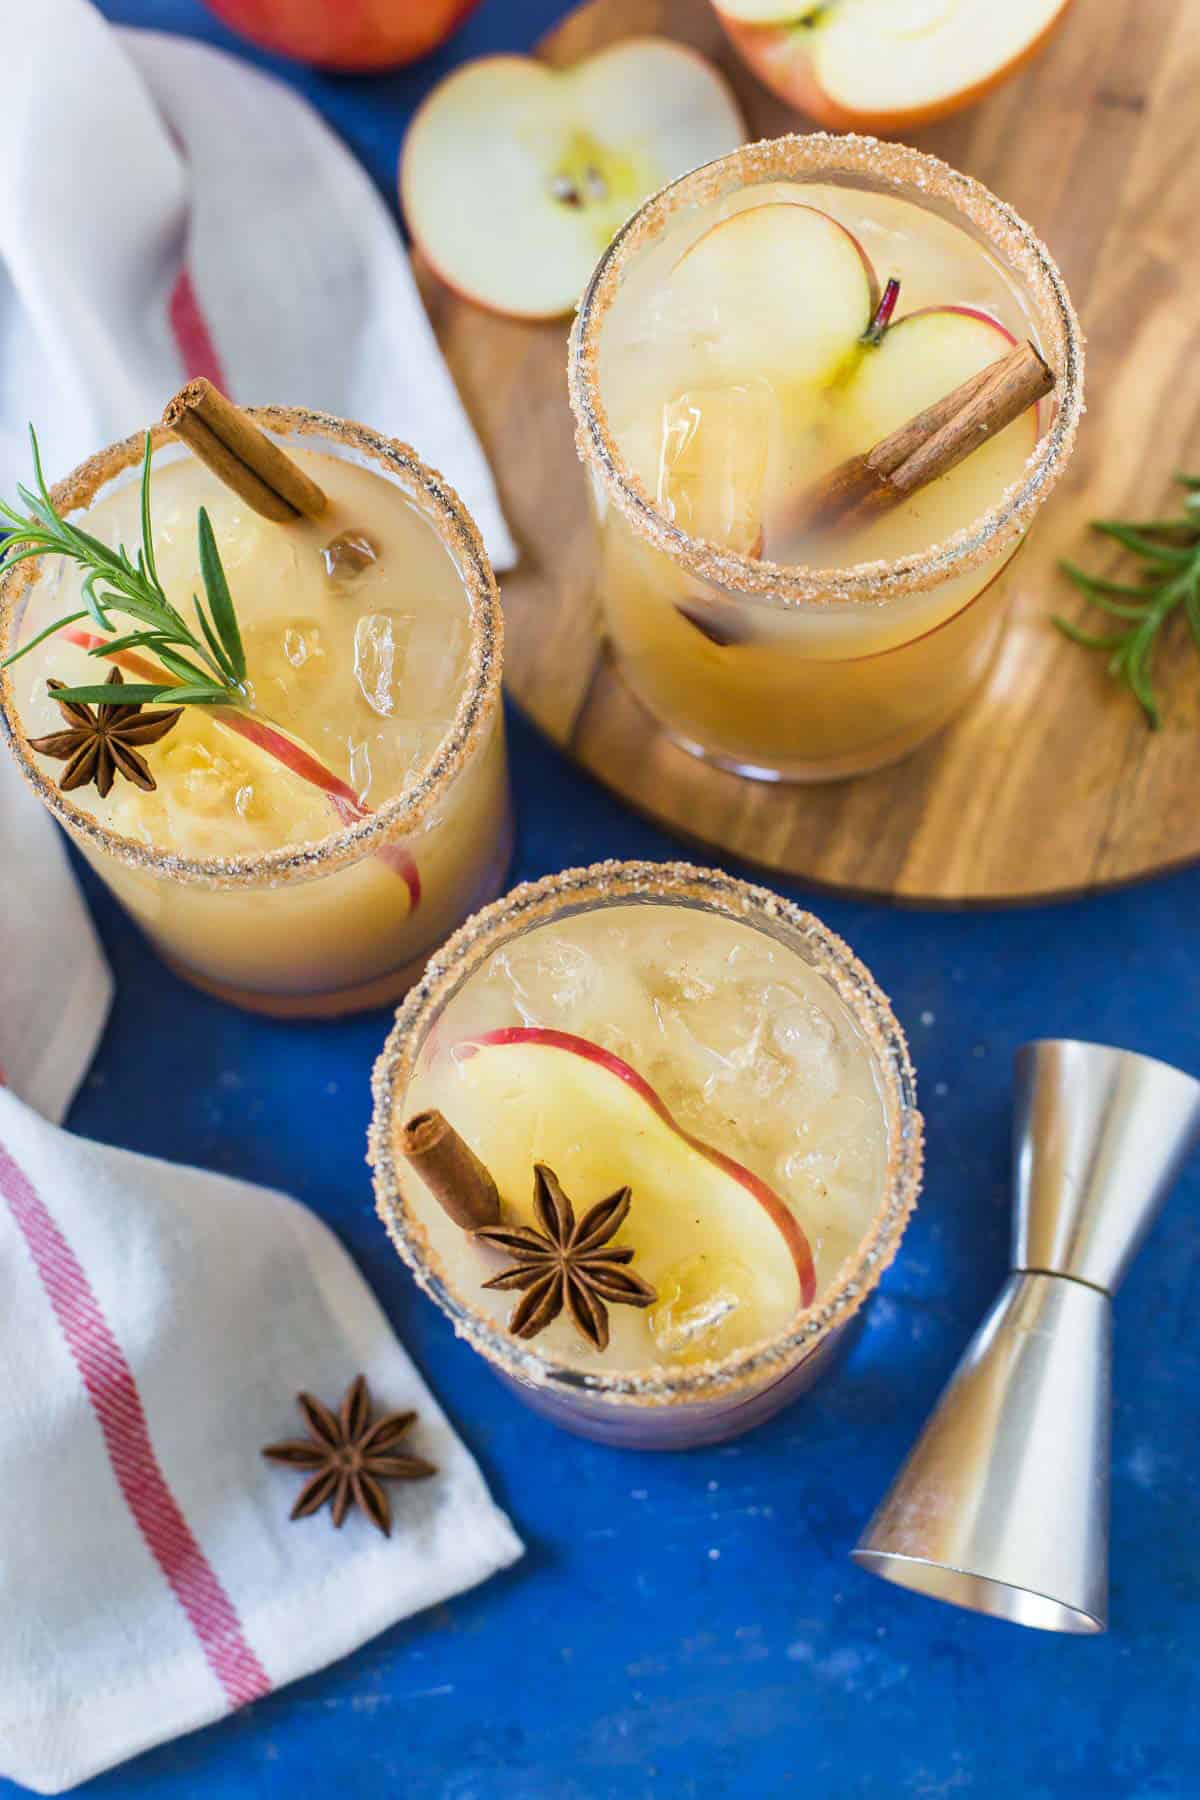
[372,863,922,1448]
[405,901,888,1372]
[569,136,1083,781]
[0,416,509,1015]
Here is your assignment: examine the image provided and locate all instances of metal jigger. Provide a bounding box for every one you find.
[852,1040,1200,1633]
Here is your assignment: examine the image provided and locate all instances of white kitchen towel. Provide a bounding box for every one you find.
[0,1084,523,1794]
[0,757,112,1125]
[0,0,516,570]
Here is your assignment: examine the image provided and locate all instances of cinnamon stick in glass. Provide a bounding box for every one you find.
[775,340,1054,546]
[399,1110,501,1230]
[162,380,327,523]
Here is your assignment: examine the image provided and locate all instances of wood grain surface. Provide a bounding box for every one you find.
[415,0,1200,903]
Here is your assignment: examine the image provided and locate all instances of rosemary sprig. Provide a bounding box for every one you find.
[1055,474,1200,728]
[0,427,246,708]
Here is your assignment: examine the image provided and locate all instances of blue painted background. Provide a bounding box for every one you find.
[15,3,1199,1794]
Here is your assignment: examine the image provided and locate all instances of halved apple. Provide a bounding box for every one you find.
[401,40,745,320]
[667,202,878,389]
[715,0,1074,135]
[443,1026,817,1361]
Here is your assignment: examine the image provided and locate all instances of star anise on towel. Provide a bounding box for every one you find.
[27,668,182,797]
[474,1164,657,1352]
[262,1375,436,1537]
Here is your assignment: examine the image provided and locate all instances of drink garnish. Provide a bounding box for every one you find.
[1,426,248,714]
[399,1109,501,1230]
[773,338,1054,547]
[473,1164,657,1352]
[262,1375,436,1537]
[1055,474,1200,727]
[27,667,183,797]
[322,530,379,581]
[162,379,327,523]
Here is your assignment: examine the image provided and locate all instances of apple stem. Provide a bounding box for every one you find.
[864,276,901,346]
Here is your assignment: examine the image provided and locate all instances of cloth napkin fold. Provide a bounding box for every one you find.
[0,1083,523,1795]
[0,760,112,1125]
[0,0,516,570]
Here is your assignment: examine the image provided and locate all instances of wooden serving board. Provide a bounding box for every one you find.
[417,0,1200,903]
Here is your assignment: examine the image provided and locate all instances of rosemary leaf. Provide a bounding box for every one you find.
[52,682,184,707]
[1056,472,1200,727]
[197,507,246,683]
[0,426,248,717]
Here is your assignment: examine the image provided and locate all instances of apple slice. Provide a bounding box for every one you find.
[784,304,1042,560]
[715,0,1074,134]
[842,306,1039,460]
[441,1026,816,1365]
[666,203,878,389]
[401,40,745,320]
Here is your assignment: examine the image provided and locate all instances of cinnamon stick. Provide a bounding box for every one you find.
[162,379,327,523]
[399,1110,500,1231]
[775,340,1054,545]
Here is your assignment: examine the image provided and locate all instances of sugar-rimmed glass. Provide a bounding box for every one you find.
[0,410,510,1017]
[567,134,1084,782]
[370,860,922,1449]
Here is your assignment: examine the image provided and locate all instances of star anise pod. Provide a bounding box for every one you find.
[474,1164,657,1352]
[27,667,182,798]
[262,1374,436,1537]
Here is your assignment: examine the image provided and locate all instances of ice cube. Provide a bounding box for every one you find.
[656,384,774,555]
[243,617,329,712]
[353,611,413,718]
[648,1253,753,1364]
[765,986,841,1097]
[323,530,379,582]
[283,627,312,668]
[491,936,598,1027]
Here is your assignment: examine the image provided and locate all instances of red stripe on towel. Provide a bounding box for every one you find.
[168,268,229,389]
[0,1138,271,1709]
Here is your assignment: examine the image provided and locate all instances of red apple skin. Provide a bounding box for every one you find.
[716,1,1074,135]
[201,0,481,72]
[459,1026,818,1306]
[895,306,1017,344]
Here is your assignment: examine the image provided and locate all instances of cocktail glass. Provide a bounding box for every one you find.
[0,411,510,1017]
[370,860,922,1448]
[567,134,1084,782]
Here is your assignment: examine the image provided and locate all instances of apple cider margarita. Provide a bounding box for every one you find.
[568,134,1083,781]
[0,395,508,1016]
[371,862,921,1448]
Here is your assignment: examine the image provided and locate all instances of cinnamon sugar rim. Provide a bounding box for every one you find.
[568,133,1084,609]
[369,859,923,1408]
[0,408,503,891]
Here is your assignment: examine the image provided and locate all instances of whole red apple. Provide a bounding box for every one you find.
[201,0,482,73]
